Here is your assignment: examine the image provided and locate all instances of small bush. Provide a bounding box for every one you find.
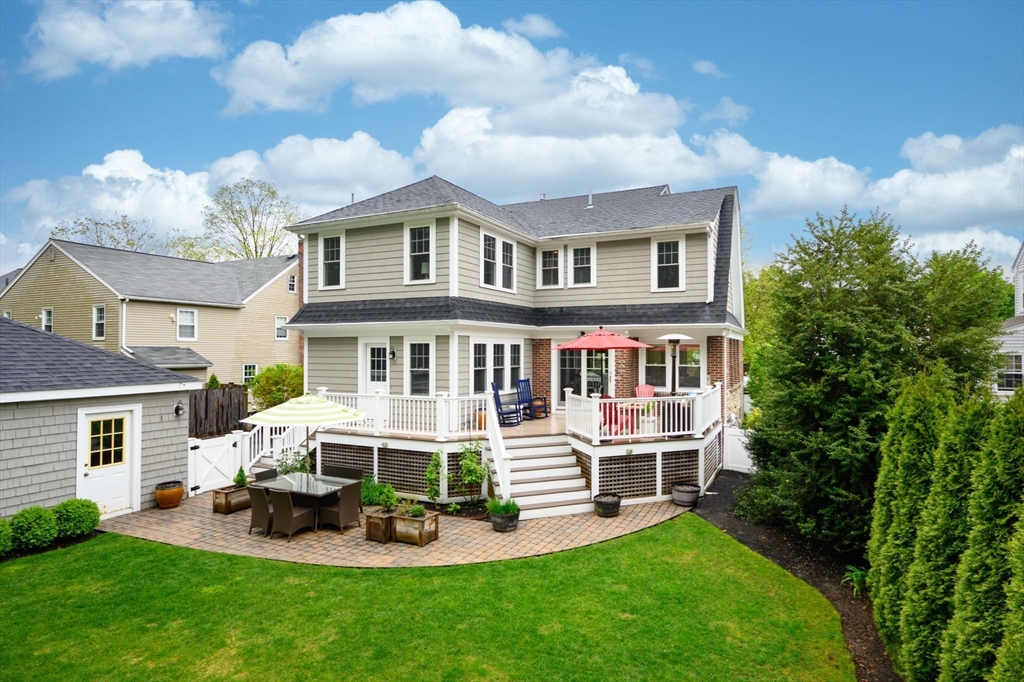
[206,373,221,389]
[446,503,461,516]
[275,451,309,475]
[378,484,398,511]
[406,504,426,518]
[11,506,57,550]
[841,565,869,597]
[487,498,519,515]
[0,518,12,556]
[53,499,100,538]
[233,467,248,489]
[250,363,303,411]
[361,476,384,506]
[459,441,487,505]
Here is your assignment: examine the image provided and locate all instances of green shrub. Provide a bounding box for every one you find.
[406,504,425,518]
[446,503,461,516]
[459,440,486,505]
[53,499,100,538]
[487,498,519,515]
[841,566,869,598]
[378,484,398,511]
[991,510,1024,682]
[361,476,384,506]
[250,363,303,411]
[0,518,12,556]
[11,506,57,550]
[206,373,221,389]
[233,467,248,489]
[275,451,309,476]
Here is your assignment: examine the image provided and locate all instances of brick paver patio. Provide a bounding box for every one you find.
[101,495,686,568]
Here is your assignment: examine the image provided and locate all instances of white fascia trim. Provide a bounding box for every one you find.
[535,245,564,290]
[0,239,122,302]
[301,234,309,303]
[649,236,686,293]
[242,259,299,304]
[567,243,597,288]
[288,205,453,235]
[538,221,711,242]
[125,295,242,309]
[403,219,437,286]
[2,381,202,404]
[317,231,346,291]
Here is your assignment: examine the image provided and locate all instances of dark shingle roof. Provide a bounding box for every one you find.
[129,346,213,368]
[1,268,22,293]
[0,318,199,394]
[1003,315,1024,329]
[55,240,296,306]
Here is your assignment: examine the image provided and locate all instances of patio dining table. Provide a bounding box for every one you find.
[249,473,359,527]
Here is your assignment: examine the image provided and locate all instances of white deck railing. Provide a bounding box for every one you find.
[564,383,723,445]
[323,390,489,441]
[484,394,512,502]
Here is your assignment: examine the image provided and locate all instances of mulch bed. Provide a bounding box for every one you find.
[423,501,490,520]
[695,471,899,682]
[0,530,101,564]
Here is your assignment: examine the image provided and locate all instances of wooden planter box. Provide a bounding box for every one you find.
[212,486,250,514]
[393,510,440,547]
[365,510,395,544]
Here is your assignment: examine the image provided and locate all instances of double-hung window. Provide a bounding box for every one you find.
[473,344,488,394]
[42,308,53,332]
[538,248,561,288]
[92,305,105,340]
[679,346,701,388]
[510,344,522,385]
[275,315,289,340]
[473,340,526,393]
[570,246,595,286]
[997,354,1022,391]
[288,274,297,293]
[409,343,431,395]
[644,348,667,387]
[243,364,258,385]
[481,232,516,291]
[406,224,433,283]
[321,235,343,288]
[492,345,505,390]
[652,238,684,291]
[177,309,197,341]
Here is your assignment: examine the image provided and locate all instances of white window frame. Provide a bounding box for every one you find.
[568,243,597,288]
[640,347,669,391]
[92,305,106,341]
[470,338,527,394]
[479,231,516,293]
[42,307,53,332]
[404,337,435,396]
[2,311,10,319]
[275,315,289,340]
[176,308,197,341]
[536,246,563,289]
[318,232,345,290]
[997,353,1022,392]
[242,363,258,385]
[287,274,297,293]
[404,220,436,285]
[651,237,686,292]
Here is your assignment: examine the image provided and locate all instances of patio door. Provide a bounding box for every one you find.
[557,349,609,406]
[78,410,134,518]
[367,344,389,394]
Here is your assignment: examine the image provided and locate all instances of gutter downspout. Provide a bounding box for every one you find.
[120,297,131,353]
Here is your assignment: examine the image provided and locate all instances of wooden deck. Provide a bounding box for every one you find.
[321,413,568,442]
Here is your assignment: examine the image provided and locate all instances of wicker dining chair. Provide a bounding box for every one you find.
[247,485,274,536]
[321,465,364,512]
[268,489,316,542]
[318,480,362,533]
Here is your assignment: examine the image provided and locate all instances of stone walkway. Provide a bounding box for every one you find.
[101,494,686,568]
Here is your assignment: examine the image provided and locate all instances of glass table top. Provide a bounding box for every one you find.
[250,473,358,497]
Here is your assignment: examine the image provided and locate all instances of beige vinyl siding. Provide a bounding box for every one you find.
[389,335,404,394]
[306,220,449,303]
[306,336,358,392]
[457,219,533,305]
[0,246,121,351]
[533,233,708,306]
[458,335,470,395]
[175,368,209,382]
[523,339,533,382]
[435,334,449,393]
[239,262,301,371]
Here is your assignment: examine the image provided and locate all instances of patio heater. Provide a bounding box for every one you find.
[657,333,694,396]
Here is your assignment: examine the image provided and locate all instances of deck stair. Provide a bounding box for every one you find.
[488,434,594,519]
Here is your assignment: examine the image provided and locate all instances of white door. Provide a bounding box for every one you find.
[79,411,132,517]
[367,344,389,394]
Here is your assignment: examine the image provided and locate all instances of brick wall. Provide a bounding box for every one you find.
[726,338,744,423]
[614,346,639,398]
[532,339,551,404]
[706,336,726,419]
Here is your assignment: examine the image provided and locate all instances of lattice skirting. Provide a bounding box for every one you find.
[574,449,592,489]
[378,447,431,496]
[661,449,699,494]
[598,453,657,499]
[703,432,722,480]
[318,442,373,478]
[448,448,483,499]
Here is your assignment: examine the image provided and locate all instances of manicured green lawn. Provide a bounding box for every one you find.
[0,514,854,681]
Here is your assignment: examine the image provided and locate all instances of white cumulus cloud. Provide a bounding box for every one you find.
[911,227,1023,265]
[700,96,751,125]
[502,14,564,39]
[22,0,228,81]
[693,60,726,78]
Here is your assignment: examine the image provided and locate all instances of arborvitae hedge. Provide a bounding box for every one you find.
[899,392,994,681]
[868,367,952,653]
[990,511,1024,682]
[939,390,1024,682]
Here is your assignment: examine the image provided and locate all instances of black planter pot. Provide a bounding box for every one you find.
[490,511,520,533]
[593,492,622,517]
[671,483,701,507]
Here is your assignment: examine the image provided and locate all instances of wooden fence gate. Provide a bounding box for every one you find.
[189,386,248,439]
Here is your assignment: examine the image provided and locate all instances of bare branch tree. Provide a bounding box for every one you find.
[202,179,299,259]
[51,215,157,252]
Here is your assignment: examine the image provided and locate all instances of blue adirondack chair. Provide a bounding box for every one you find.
[515,378,549,420]
[491,382,523,426]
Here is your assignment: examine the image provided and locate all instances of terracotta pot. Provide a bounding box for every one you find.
[154,481,185,509]
[671,483,701,507]
[593,492,621,517]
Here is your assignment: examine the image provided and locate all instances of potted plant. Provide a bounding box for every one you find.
[671,482,701,507]
[212,467,251,514]
[487,497,520,532]
[154,480,185,509]
[639,402,657,435]
[593,492,622,517]
[393,498,441,547]
[365,483,399,543]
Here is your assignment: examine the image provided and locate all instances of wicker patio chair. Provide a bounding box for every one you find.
[268,489,316,542]
[247,485,274,537]
[318,480,362,532]
[321,465,365,512]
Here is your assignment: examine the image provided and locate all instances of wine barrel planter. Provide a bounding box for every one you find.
[593,492,622,517]
[490,511,520,533]
[671,483,701,507]
[154,481,185,509]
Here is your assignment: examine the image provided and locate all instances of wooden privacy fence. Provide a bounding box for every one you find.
[189,386,248,439]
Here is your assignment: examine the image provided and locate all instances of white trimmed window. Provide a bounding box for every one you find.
[473,344,488,394]
[481,232,516,292]
[275,315,289,340]
[288,274,297,293]
[408,342,432,396]
[679,345,701,388]
[651,238,685,291]
[569,245,596,287]
[176,308,197,341]
[405,222,435,284]
[997,354,1022,391]
[243,363,258,384]
[42,307,53,332]
[320,234,344,289]
[537,248,562,288]
[92,305,106,340]
[643,347,667,388]
[511,344,522,385]
[472,340,526,393]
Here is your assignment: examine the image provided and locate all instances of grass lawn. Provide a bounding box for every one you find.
[0,513,854,681]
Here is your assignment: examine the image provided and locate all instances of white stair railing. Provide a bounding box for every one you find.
[484,394,512,502]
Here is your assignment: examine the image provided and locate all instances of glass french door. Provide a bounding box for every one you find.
[558,349,609,406]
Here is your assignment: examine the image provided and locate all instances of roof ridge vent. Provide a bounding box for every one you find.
[660,185,671,196]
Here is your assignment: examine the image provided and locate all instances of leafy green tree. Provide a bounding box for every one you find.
[52,214,157,252]
[868,366,953,652]
[996,274,1016,321]
[990,510,1024,682]
[250,363,303,411]
[899,392,995,681]
[202,178,299,260]
[939,390,1024,682]
[741,262,784,406]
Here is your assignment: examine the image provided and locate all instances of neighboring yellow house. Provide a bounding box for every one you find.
[0,240,300,384]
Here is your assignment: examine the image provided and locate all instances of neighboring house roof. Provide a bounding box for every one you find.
[129,346,213,369]
[1003,315,1024,330]
[0,317,199,396]
[19,240,297,307]
[0,268,22,293]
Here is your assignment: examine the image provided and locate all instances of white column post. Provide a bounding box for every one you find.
[373,389,384,436]
[435,392,449,442]
[656,450,663,498]
[316,386,328,399]
[563,387,574,437]
[591,454,600,499]
[373,445,379,480]
[187,437,199,492]
[590,393,602,446]
[698,443,706,493]
[270,435,282,461]
[693,391,703,436]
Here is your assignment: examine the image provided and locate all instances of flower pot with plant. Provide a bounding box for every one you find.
[154,480,185,509]
[487,497,520,532]
[365,483,399,543]
[393,499,440,547]
[212,467,251,514]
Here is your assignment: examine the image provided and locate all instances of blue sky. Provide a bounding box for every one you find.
[1,0,1022,276]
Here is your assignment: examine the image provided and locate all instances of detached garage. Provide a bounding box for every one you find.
[0,318,202,519]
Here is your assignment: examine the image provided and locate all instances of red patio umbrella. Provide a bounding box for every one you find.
[553,328,652,351]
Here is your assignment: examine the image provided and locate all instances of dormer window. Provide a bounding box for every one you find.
[404,222,436,285]
[651,238,685,292]
[481,231,516,292]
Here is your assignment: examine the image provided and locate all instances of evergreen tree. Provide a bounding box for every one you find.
[899,392,995,682]
[991,510,1024,682]
[868,367,953,653]
[939,390,1024,682]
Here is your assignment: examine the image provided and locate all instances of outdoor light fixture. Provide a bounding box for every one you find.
[388,346,397,360]
[173,400,184,416]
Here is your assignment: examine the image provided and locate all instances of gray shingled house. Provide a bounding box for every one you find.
[282,177,746,518]
[0,317,202,519]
